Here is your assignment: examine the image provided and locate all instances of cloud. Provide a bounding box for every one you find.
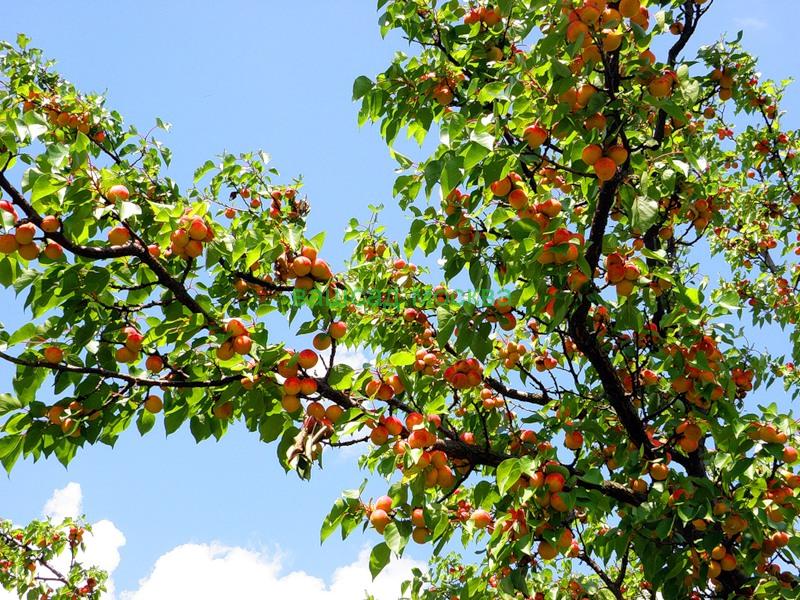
[3,484,423,600]
[734,17,767,30]
[0,483,126,599]
[43,481,83,521]
[307,346,373,378]
[122,544,423,600]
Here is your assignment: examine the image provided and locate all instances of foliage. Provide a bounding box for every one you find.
[1,0,799,597]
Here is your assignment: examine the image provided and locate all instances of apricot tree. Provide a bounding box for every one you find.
[1,0,799,598]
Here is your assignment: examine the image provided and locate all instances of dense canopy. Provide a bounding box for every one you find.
[1,1,799,598]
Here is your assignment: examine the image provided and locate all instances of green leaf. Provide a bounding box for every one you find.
[353,76,373,100]
[631,196,659,232]
[384,521,406,554]
[136,409,156,435]
[119,201,142,220]
[496,458,522,495]
[369,542,391,579]
[328,364,355,390]
[389,351,415,367]
[320,498,347,543]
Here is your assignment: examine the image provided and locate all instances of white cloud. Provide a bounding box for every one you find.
[3,484,423,600]
[734,17,767,30]
[308,346,373,378]
[122,544,423,600]
[0,483,126,600]
[43,481,83,521]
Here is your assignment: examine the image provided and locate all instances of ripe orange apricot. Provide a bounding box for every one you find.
[40,215,60,233]
[581,144,603,165]
[593,157,617,181]
[43,242,63,260]
[143,395,163,414]
[0,234,18,254]
[107,226,131,246]
[15,223,36,245]
[538,541,557,560]
[107,184,130,201]
[43,346,63,364]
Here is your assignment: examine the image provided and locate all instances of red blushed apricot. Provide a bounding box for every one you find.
[14,223,36,245]
[40,215,60,233]
[581,144,603,165]
[523,124,547,149]
[593,157,617,181]
[43,242,63,260]
[108,226,131,246]
[43,346,64,364]
[107,184,130,201]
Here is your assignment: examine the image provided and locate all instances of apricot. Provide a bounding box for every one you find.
[143,395,163,414]
[107,184,130,201]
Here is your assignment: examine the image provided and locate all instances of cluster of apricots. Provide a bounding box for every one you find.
[517,196,562,226]
[497,341,527,369]
[362,240,388,261]
[675,419,704,453]
[478,387,504,410]
[533,351,559,372]
[412,347,443,375]
[443,189,472,216]
[419,70,464,107]
[604,251,641,296]
[442,189,479,245]
[667,335,745,410]
[216,319,253,360]
[0,216,63,261]
[165,210,215,259]
[367,497,432,544]
[115,326,145,363]
[484,297,517,331]
[304,400,344,426]
[21,91,102,141]
[681,195,724,232]
[443,359,484,390]
[276,246,333,290]
[490,171,523,202]
[563,0,649,65]
[538,228,584,266]
[581,142,628,181]
[711,66,736,101]
[43,398,97,437]
[365,374,405,401]
[401,444,456,491]
[463,4,502,26]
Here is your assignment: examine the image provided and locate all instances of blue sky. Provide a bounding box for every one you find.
[0,1,797,597]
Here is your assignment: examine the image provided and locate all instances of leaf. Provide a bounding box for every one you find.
[320,498,347,543]
[0,394,22,415]
[30,175,62,204]
[631,196,659,231]
[136,409,156,435]
[193,159,216,183]
[389,351,415,367]
[717,291,741,312]
[496,458,522,495]
[119,201,142,220]
[328,364,354,390]
[369,542,391,579]
[353,76,373,100]
[384,521,405,554]
[436,307,457,346]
